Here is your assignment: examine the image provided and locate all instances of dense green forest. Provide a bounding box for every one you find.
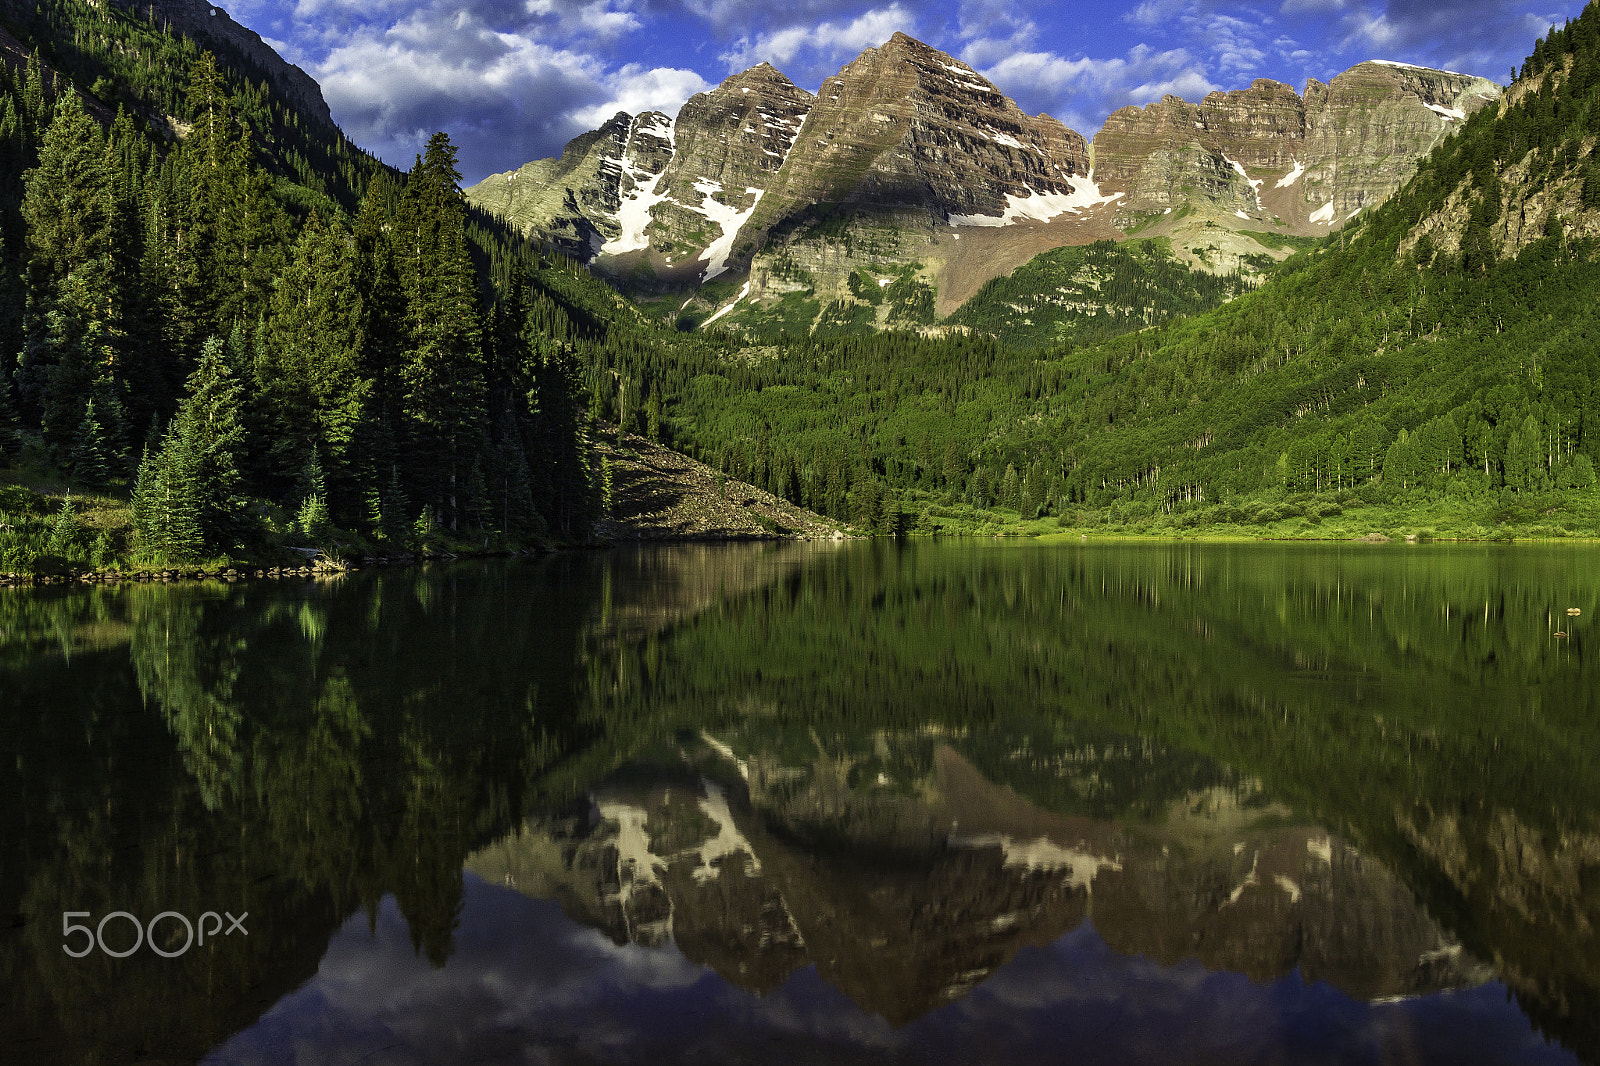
[0,0,651,569]
[562,4,1600,538]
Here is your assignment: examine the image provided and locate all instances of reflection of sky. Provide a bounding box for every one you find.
[205,874,1579,1066]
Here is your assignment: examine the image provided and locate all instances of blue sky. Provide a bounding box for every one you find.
[223,0,1589,182]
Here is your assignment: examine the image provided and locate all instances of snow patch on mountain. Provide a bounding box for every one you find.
[1223,154,1262,206]
[702,282,751,326]
[948,175,1121,227]
[601,116,676,255]
[951,832,1122,892]
[1369,58,1470,78]
[694,180,766,279]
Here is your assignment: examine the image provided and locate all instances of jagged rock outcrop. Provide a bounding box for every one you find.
[1094,79,1307,210]
[1095,62,1501,229]
[645,64,813,276]
[468,111,662,260]
[751,33,1093,229]
[469,66,812,273]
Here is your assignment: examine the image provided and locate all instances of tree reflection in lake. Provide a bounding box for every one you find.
[0,542,1596,1064]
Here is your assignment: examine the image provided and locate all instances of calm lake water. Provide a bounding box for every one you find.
[1,541,1597,1065]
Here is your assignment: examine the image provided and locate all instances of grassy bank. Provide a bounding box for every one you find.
[893,485,1600,542]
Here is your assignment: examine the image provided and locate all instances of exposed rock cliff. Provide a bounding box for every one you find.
[467,32,1112,316]
[466,37,1500,330]
[1096,62,1501,234]
[469,65,812,274]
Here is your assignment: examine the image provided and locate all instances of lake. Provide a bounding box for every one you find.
[1,541,1596,1065]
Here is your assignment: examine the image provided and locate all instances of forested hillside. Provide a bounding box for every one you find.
[0,0,637,569]
[592,4,1600,538]
[994,7,1600,530]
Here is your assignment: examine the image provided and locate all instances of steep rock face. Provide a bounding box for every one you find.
[645,64,813,276]
[467,66,811,275]
[755,32,1092,226]
[468,32,1107,303]
[466,37,1502,329]
[466,111,668,260]
[1095,63,1501,228]
[728,32,1107,329]
[1301,62,1500,218]
[1094,80,1306,212]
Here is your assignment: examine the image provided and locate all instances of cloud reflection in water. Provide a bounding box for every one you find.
[205,873,1577,1066]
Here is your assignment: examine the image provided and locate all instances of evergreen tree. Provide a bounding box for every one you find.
[134,337,249,559]
[173,53,284,353]
[71,398,110,488]
[132,437,204,563]
[942,443,966,492]
[261,212,372,513]
[646,391,662,443]
[298,490,332,544]
[46,492,77,559]
[1000,463,1021,511]
[853,478,882,529]
[19,91,120,448]
[0,369,19,457]
[878,488,901,536]
[294,449,327,520]
[395,133,484,529]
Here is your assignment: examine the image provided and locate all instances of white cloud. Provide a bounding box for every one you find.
[955,0,1035,46]
[970,43,1216,135]
[523,0,644,41]
[570,63,711,128]
[314,6,702,180]
[1127,0,1192,28]
[719,4,916,72]
[1199,13,1269,74]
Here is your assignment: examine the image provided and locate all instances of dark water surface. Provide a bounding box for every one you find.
[1,541,1597,1065]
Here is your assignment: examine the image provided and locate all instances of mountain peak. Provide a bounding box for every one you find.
[716,60,811,99]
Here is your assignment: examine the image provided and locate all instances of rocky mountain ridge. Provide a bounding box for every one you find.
[1096,61,1500,273]
[466,35,1500,333]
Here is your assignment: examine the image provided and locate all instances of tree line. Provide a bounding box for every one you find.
[1,37,601,563]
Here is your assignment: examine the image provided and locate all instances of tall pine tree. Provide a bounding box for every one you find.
[395,133,484,530]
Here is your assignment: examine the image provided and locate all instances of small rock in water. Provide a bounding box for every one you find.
[1568,607,1582,616]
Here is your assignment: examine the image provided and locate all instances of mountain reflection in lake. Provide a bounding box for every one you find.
[1,542,1596,1065]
